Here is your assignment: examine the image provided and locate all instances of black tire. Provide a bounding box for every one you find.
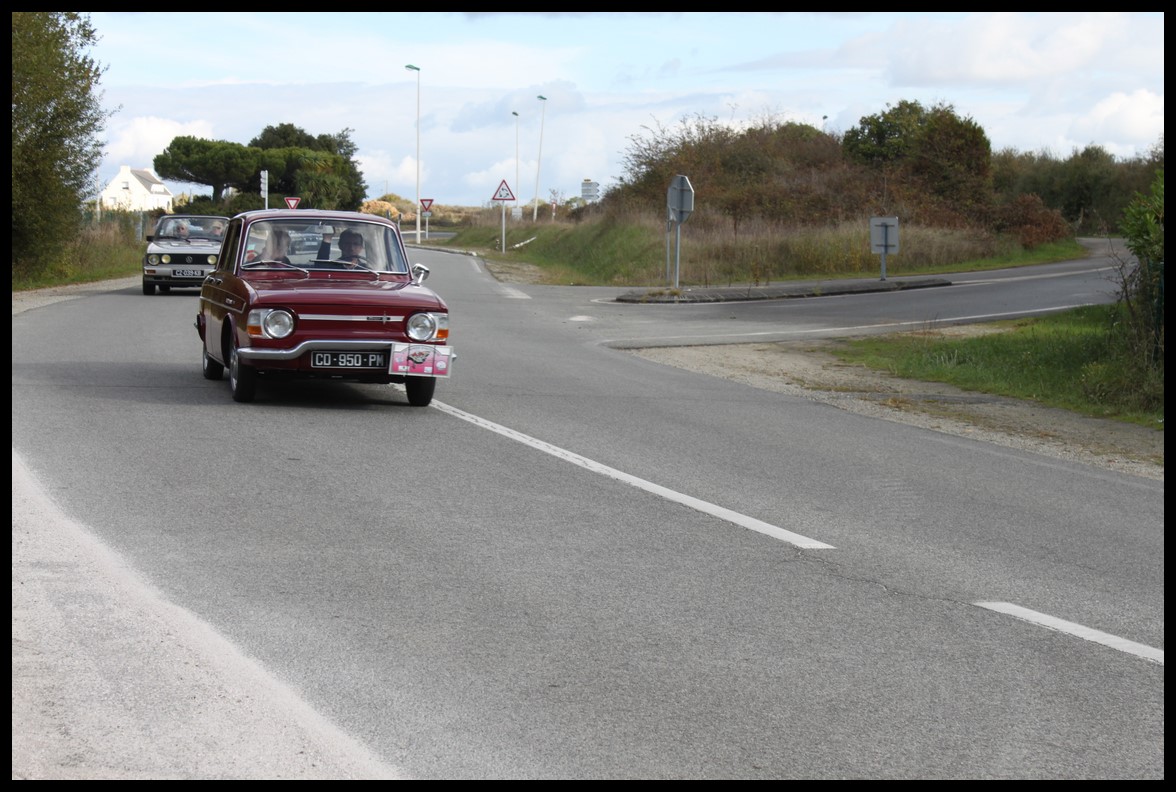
[202,344,224,380]
[142,280,155,295]
[229,339,257,403]
[405,376,436,407]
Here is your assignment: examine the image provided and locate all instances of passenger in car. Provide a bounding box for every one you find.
[260,227,292,265]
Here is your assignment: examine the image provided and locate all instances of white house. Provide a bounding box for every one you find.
[99,166,174,213]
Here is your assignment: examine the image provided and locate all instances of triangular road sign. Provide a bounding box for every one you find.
[284,197,301,209]
[492,180,515,201]
[420,198,433,211]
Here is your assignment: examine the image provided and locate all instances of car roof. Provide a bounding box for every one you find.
[233,209,398,227]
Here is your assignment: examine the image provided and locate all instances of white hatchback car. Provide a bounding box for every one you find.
[142,214,229,295]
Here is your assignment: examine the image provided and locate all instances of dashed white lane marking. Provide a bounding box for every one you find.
[431,401,835,550]
[976,602,1164,664]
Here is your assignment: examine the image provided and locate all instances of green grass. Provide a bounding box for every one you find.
[830,305,1164,429]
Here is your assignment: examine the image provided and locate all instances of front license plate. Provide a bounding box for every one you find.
[391,344,453,377]
[311,351,388,369]
[173,268,205,277]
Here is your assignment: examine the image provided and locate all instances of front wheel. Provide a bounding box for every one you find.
[405,377,436,407]
[229,339,257,402]
[202,344,224,380]
[142,280,155,295]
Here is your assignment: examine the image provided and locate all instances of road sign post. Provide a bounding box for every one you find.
[870,216,899,281]
[666,175,694,288]
[492,181,515,252]
[420,199,433,240]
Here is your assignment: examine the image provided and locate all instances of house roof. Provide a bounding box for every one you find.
[127,168,170,194]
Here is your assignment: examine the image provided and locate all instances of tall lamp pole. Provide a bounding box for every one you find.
[405,64,421,243]
[512,111,519,211]
[532,94,547,222]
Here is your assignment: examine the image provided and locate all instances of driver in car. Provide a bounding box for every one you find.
[337,229,365,267]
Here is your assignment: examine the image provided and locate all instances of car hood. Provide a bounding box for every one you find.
[148,240,222,254]
[246,276,448,310]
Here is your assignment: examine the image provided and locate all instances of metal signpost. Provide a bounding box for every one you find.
[420,199,433,239]
[492,180,515,252]
[260,170,268,209]
[666,175,694,288]
[870,216,899,281]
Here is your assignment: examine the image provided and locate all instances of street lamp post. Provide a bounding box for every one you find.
[405,64,421,244]
[512,111,519,212]
[532,95,547,222]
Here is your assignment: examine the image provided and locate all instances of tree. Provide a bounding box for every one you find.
[249,122,318,151]
[154,137,259,203]
[12,12,112,278]
[249,124,366,210]
[1118,169,1165,366]
[842,99,928,165]
[910,105,992,209]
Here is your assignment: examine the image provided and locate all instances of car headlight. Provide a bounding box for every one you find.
[160,254,171,264]
[406,312,449,341]
[146,254,160,266]
[206,254,218,265]
[247,308,295,339]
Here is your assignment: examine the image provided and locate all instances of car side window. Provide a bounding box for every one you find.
[220,222,242,271]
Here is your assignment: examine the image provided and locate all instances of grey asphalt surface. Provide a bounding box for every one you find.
[9,239,1135,779]
[12,272,946,779]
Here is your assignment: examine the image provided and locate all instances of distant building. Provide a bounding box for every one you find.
[99,166,174,213]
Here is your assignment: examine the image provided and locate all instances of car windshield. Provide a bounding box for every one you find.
[242,218,409,273]
[156,216,229,241]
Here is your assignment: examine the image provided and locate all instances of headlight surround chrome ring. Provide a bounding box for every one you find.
[407,312,448,341]
[247,308,295,339]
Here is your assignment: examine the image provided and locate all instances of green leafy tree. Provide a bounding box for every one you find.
[842,99,928,165]
[1118,169,1165,366]
[154,136,258,203]
[249,124,366,209]
[249,122,318,150]
[12,12,112,279]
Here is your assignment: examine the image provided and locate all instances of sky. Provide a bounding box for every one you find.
[86,11,1164,209]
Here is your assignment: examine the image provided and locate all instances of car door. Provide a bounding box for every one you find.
[200,219,244,362]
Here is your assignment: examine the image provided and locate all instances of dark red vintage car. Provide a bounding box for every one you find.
[195,209,452,406]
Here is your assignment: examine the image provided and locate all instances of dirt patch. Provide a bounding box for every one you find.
[483,260,548,284]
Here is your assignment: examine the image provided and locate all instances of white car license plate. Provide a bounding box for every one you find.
[173,268,205,277]
[311,351,387,369]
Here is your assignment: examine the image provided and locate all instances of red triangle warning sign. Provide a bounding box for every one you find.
[492,180,515,201]
[284,197,301,209]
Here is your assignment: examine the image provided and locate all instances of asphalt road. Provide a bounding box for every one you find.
[11,241,1163,779]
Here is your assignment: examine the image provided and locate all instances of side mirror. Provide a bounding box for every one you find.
[411,263,430,285]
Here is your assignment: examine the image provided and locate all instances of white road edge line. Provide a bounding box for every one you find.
[471,257,531,299]
[432,400,835,550]
[975,602,1164,665]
